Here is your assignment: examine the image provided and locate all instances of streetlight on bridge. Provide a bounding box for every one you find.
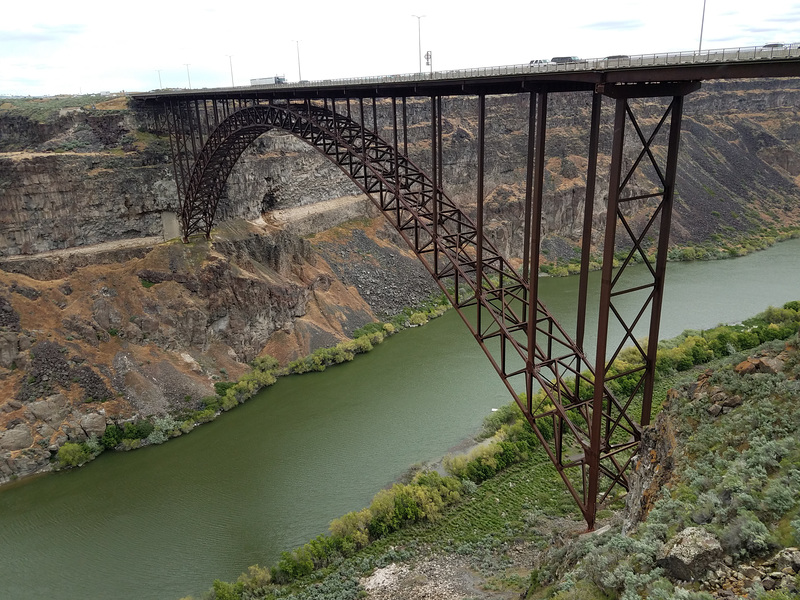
[698,0,707,53]
[292,40,302,81]
[184,64,192,89]
[226,55,234,87]
[412,15,425,74]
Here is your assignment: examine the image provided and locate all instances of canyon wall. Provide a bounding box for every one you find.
[1,80,799,484]
[2,79,799,259]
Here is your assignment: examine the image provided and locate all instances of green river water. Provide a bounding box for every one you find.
[1,238,799,600]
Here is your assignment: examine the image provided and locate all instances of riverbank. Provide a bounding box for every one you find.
[31,291,453,481]
[3,240,800,600]
[540,226,800,278]
[196,300,800,600]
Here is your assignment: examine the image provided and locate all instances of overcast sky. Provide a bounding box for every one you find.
[2,0,798,96]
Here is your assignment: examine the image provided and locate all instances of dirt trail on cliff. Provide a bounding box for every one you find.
[0,236,163,263]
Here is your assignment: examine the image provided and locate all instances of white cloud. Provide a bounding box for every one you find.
[1,0,798,96]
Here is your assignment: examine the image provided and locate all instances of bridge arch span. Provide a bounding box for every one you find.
[183,103,411,241]
[178,98,642,529]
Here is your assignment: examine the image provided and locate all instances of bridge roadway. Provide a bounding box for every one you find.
[130,46,800,529]
[132,42,800,100]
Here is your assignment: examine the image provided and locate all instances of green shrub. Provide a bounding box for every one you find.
[791,516,800,545]
[250,354,279,372]
[236,564,271,591]
[101,424,123,449]
[57,442,91,467]
[211,579,243,600]
[409,312,429,326]
[84,435,102,455]
[329,509,371,552]
[122,420,154,440]
[214,381,235,396]
[277,549,314,580]
[760,478,798,522]
[352,322,386,338]
[481,402,523,437]
[720,512,772,558]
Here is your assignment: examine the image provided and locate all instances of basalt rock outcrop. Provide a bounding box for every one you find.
[0,219,399,484]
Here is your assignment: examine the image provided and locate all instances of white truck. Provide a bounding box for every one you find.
[249,76,286,86]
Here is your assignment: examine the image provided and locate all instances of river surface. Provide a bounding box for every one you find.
[1,238,799,600]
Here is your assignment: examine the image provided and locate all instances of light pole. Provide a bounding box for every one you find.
[412,15,425,74]
[698,0,707,53]
[425,50,432,77]
[227,55,234,87]
[184,63,192,89]
[292,40,302,81]
[156,69,162,89]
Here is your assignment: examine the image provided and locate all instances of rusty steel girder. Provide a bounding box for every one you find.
[153,82,696,528]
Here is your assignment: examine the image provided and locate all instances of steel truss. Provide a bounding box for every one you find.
[157,82,697,528]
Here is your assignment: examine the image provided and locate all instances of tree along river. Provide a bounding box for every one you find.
[1,238,799,600]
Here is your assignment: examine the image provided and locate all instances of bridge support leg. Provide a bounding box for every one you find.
[524,92,547,414]
[586,89,690,529]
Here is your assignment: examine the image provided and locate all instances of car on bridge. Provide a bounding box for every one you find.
[529,59,552,66]
[551,56,581,63]
[759,43,791,57]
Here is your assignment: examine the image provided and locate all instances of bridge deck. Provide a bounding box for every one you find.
[132,45,800,101]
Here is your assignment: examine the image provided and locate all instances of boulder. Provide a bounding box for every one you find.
[0,425,33,451]
[0,331,19,368]
[79,413,107,438]
[27,395,68,425]
[735,356,785,375]
[657,527,723,581]
[773,547,800,572]
[92,297,122,331]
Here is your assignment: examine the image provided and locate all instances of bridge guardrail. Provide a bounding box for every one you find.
[239,42,799,93]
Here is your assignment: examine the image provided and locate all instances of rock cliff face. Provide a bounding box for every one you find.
[1,80,799,485]
[2,80,799,259]
[0,217,410,484]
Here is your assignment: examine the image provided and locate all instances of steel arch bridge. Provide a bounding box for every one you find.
[132,55,800,529]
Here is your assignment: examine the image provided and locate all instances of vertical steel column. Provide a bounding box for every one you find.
[436,96,443,191]
[392,97,400,214]
[398,97,405,225]
[192,100,204,150]
[359,99,367,191]
[641,96,684,426]
[202,100,211,138]
[587,96,628,531]
[577,92,603,356]
[178,100,195,240]
[164,102,184,239]
[431,96,439,272]
[402,97,408,159]
[476,94,486,335]
[436,95,443,277]
[526,93,548,412]
[522,93,537,285]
